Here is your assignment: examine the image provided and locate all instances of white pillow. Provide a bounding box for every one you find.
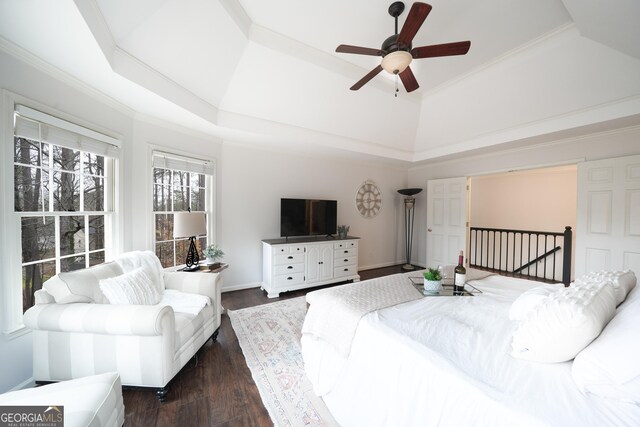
[509,284,561,321]
[572,286,640,404]
[574,270,636,306]
[99,268,161,305]
[511,281,617,363]
[44,261,123,304]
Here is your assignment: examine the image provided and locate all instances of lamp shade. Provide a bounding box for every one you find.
[381,50,412,74]
[173,212,206,238]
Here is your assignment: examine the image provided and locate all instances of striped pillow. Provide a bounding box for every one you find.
[44,261,123,304]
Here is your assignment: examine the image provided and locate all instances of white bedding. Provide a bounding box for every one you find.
[301,273,640,426]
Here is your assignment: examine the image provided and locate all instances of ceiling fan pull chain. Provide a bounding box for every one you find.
[395,73,399,97]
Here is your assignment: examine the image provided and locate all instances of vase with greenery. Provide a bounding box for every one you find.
[337,225,350,239]
[202,244,224,265]
[338,225,349,239]
[423,267,442,294]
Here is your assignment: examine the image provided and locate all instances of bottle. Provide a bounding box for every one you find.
[454,251,466,296]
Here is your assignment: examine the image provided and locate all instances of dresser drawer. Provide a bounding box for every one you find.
[334,265,357,278]
[334,256,357,267]
[334,247,358,258]
[274,272,305,287]
[274,253,305,265]
[272,245,305,255]
[274,263,305,275]
[334,241,358,249]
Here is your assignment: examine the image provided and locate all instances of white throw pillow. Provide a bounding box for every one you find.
[114,250,166,292]
[99,268,161,305]
[509,284,561,321]
[511,281,617,363]
[572,286,640,404]
[44,261,124,304]
[574,270,636,306]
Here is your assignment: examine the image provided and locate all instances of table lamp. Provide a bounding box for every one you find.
[173,211,206,271]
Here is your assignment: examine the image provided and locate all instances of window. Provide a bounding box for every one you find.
[152,151,214,268]
[13,105,118,313]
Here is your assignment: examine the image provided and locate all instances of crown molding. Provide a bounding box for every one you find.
[412,93,640,163]
[0,36,134,117]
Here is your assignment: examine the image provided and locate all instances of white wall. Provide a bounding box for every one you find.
[409,126,640,268]
[470,166,577,231]
[219,143,408,290]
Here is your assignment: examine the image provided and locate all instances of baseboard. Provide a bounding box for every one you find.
[222,282,263,293]
[359,260,426,271]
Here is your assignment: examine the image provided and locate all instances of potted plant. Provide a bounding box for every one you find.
[202,244,225,266]
[337,225,350,239]
[423,268,442,294]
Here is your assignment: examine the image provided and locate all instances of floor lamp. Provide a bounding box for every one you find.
[397,188,423,271]
[173,210,207,271]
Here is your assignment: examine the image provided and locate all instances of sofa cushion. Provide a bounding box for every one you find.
[44,262,123,304]
[174,305,213,353]
[99,267,162,305]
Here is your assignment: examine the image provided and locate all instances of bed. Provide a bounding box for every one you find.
[301,270,640,426]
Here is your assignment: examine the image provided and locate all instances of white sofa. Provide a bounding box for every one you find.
[0,372,124,427]
[23,251,222,402]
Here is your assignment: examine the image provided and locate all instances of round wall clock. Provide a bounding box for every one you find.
[356,180,382,218]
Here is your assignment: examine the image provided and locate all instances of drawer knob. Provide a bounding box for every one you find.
[287,266,293,269]
[344,268,349,272]
[287,277,293,280]
[344,250,348,253]
[344,259,348,262]
[287,256,293,259]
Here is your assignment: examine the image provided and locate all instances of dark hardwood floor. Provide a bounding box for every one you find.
[122,264,410,426]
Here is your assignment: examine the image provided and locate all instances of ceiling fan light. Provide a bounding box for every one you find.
[381,50,412,74]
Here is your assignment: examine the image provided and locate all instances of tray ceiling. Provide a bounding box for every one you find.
[1,0,639,163]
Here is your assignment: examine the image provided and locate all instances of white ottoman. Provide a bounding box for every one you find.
[0,372,124,427]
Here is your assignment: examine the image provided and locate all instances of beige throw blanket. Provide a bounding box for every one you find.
[302,273,422,358]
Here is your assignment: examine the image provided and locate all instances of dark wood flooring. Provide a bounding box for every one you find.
[122,264,409,426]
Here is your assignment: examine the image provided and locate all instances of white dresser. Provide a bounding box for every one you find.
[262,237,360,298]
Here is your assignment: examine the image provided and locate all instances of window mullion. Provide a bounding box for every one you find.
[84,215,90,268]
[54,216,61,273]
[79,152,85,212]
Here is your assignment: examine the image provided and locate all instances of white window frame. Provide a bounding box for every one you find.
[0,91,122,334]
[150,148,216,269]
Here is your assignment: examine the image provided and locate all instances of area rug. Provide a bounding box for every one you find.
[229,297,338,427]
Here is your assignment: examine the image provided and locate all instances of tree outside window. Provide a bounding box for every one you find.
[153,167,207,268]
[14,135,110,312]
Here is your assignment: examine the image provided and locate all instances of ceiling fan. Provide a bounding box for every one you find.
[336,1,471,94]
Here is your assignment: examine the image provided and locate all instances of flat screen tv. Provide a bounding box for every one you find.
[280,198,337,237]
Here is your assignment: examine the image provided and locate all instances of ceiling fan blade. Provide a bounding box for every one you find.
[350,65,383,91]
[411,41,471,59]
[399,66,419,93]
[397,2,432,46]
[336,44,383,56]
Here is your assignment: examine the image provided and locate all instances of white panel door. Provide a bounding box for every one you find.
[426,177,468,269]
[576,155,640,276]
